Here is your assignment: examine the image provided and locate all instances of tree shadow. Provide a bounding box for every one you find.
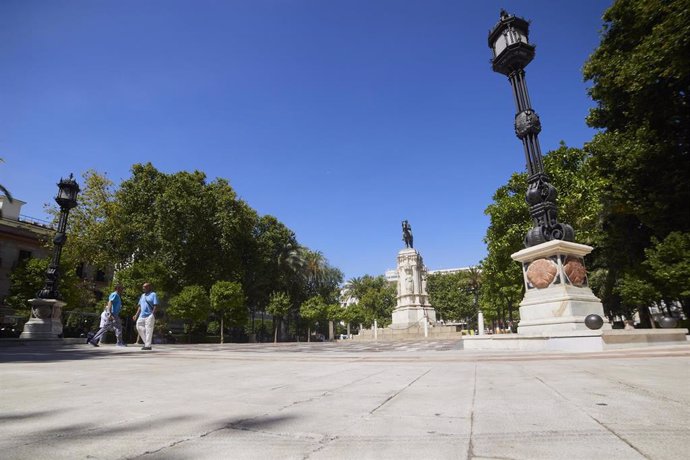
[4,409,297,457]
[0,342,133,363]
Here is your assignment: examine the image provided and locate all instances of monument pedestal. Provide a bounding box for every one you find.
[511,240,611,335]
[391,248,436,328]
[20,298,65,340]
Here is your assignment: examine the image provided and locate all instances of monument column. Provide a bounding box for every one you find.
[392,221,436,327]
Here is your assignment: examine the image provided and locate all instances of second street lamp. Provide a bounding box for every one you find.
[37,174,80,300]
[21,174,80,340]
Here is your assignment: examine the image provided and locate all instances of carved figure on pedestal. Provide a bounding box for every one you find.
[402,220,413,248]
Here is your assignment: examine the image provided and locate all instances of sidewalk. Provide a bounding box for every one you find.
[1,341,689,459]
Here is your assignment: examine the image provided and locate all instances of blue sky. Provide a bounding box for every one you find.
[0,0,611,281]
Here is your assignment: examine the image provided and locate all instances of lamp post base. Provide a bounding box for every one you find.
[511,240,612,335]
[19,298,65,340]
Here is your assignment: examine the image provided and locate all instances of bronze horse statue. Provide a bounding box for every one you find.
[402,220,413,249]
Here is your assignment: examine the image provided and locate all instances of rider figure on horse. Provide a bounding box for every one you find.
[402,220,413,249]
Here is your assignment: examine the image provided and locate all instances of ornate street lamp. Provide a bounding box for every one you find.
[487,11,612,337]
[488,10,573,248]
[21,174,79,340]
[37,174,80,299]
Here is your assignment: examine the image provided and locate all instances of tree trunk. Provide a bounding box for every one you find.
[307,327,311,342]
[220,315,224,344]
[638,306,653,328]
[328,320,334,341]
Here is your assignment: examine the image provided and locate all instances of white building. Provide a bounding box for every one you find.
[384,266,472,283]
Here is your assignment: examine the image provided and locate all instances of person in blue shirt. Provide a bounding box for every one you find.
[133,282,158,351]
[88,284,126,347]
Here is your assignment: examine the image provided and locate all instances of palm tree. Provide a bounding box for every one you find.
[0,158,12,203]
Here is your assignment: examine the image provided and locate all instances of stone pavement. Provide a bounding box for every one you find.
[1,340,689,460]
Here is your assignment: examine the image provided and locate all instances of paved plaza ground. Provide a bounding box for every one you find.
[1,340,689,460]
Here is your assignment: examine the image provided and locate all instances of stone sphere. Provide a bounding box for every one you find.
[658,317,678,328]
[584,314,604,330]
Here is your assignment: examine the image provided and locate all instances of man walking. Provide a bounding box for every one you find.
[88,284,126,347]
[133,282,158,351]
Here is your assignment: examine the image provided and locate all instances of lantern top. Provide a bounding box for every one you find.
[487,9,531,49]
[488,10,535,75]
[55,173,80,209]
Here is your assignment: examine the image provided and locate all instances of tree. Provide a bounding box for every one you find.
[355,275,396,328]
[266,291,291,343]
[167,285,210,342]
[113,260,169,318]
[618,232,690,317]
[6,258,49,310]
[300,249,344,300]
[425,271,474,323]
[210,281,246,344]
[300,296,328,341]
[583,0,690,319]
[7,253,88,312]
[61,170,116,270]
[44,161,344,341]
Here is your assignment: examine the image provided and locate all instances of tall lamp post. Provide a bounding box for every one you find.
[488,10,573,248]
[21,174,80,340]
[487,11,610,336]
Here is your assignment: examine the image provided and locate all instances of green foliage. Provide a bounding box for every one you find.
[210,280,246,343]
[6,258,48,309]
[6,256,88,311]
[266,291,291,342]
[614,231,690,312]
[300,296,324,322]
[645,232,690,301]
[206,320,220,335]
[300,249,344,301]
[11,161,343,341]
[425,271,475,322]
[113,260,169,317]
[581,0,690,316]
[266,291,291,319]
[62,170,116,270]
[167,285,210,328]
[299,295,327,332]
[343,275,395,328]
[210,281,246,325]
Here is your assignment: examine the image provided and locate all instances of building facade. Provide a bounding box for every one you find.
[0,196,53,303]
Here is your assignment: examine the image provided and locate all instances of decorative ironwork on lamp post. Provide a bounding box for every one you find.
[37,174,80,300]
[488,10,574,248]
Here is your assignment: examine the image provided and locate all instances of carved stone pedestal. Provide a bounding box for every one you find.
[512,240,611,335]
[391,248,436,327]
[20,298,65,340]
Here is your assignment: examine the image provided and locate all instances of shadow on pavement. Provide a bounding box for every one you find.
[0,342,136,364]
